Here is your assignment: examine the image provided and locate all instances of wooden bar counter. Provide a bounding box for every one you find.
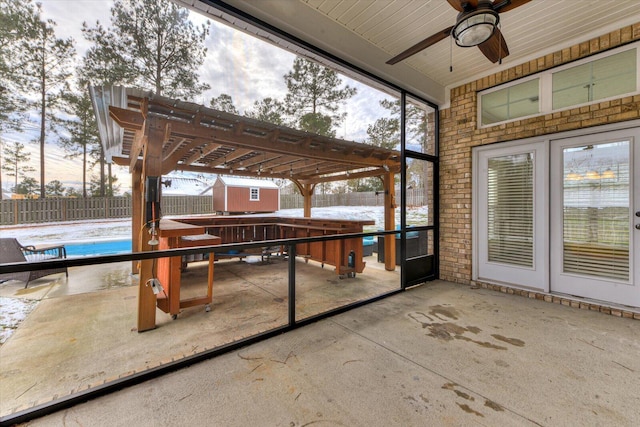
[156,219,221,318]
[170,215,376,278]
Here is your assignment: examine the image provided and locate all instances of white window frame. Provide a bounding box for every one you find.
[479,42,640,129]
[478,75,541,126]
[250,187,259,201]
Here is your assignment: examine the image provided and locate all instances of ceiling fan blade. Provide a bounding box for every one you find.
[446,0,465,12]
[477,27,509,63]
[492,0,531,13]
[386,26,454,65]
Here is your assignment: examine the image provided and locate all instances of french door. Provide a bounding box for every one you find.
[550,129,640,307]
[475,141,548,290]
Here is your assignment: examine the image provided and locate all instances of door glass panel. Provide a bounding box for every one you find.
[405,158,434,227]
[487,153,534,267]
[562,141,630,280]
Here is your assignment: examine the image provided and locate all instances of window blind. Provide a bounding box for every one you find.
[562,142,630,281]
[487,153,534,267]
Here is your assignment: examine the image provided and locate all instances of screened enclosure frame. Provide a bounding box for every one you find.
[0,0,440,423]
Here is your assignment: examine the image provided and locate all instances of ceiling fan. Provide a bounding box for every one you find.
[387,0,531,65]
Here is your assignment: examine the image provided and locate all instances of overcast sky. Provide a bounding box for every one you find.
[1,0,393,194]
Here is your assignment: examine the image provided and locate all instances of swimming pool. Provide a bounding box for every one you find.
[63,239,132,257]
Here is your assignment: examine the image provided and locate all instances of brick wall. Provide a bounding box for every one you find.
[439,22,640,285]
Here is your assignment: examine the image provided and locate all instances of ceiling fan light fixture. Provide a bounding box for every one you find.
[452,7,499,47]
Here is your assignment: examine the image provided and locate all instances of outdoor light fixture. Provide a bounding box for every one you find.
[148,223,159,246]
[452,5,499,47]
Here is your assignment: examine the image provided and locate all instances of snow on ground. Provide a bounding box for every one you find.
[0,298,37,344]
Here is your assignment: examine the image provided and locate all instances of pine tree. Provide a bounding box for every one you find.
[2,141,36,191]
[367,117,400,150]
[283,58,356,136]
[14,176,39,196]
[81,0,210,99]
[59,89,101,198]
[209,94,238,114]
[45,179,66,197]
[18,3,75,198]
[89,173,120,197]
[246,98,287,126]
[0,0,39,132]
[0,0,41,196]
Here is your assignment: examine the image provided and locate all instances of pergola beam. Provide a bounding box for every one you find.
[164,119,397,169]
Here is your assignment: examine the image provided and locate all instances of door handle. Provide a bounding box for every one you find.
[636,211,640,217]
[636,224,640,230]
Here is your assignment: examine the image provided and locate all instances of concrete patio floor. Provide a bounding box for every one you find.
[2,258,640,425]
[0,254,399,419]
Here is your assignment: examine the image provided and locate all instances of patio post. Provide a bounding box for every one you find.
[383,172,396,270]
[138,126,163,332]
[131,165,142,275]
[302,183,315,217]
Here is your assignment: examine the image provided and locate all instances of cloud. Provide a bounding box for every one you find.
[199,20,294,113]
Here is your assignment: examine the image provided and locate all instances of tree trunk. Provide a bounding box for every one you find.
[82,143,87,197]
[108,163,113,196]
[39,34,46,199]
[100,144,106,196]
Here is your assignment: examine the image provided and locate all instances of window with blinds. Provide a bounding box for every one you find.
[481,78,539,125]
[553,49,637,110]
[487,153,534,267]
[562,142,630,280]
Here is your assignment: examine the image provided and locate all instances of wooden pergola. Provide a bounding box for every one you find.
[90,86,401,330]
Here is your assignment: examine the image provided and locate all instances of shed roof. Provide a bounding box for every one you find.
[89,86,401,186]
[216,176,279,189]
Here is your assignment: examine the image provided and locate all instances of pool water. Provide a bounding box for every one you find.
[64,239,132,257]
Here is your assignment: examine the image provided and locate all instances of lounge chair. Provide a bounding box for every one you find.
[0,238,68,288]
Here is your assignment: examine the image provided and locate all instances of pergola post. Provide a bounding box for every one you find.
[383,172,396,271]
[303,183,314,218]
[131,166,142,275]
[137,127,163,332]
[292,181,315,218]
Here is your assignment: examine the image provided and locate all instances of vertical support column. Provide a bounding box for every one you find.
[383,172,396,271]
[131,166,142,275]
[137,126,163,332]
[303,183,314,218]
[288,243,296,326]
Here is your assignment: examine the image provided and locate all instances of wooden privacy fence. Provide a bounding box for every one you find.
[0,190,428,225]
[0,196,213,226]
[280,189,427,209]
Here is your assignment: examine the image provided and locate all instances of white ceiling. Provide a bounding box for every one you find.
[188,0,640,106]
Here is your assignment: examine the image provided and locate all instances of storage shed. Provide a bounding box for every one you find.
[213,176,280,214]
